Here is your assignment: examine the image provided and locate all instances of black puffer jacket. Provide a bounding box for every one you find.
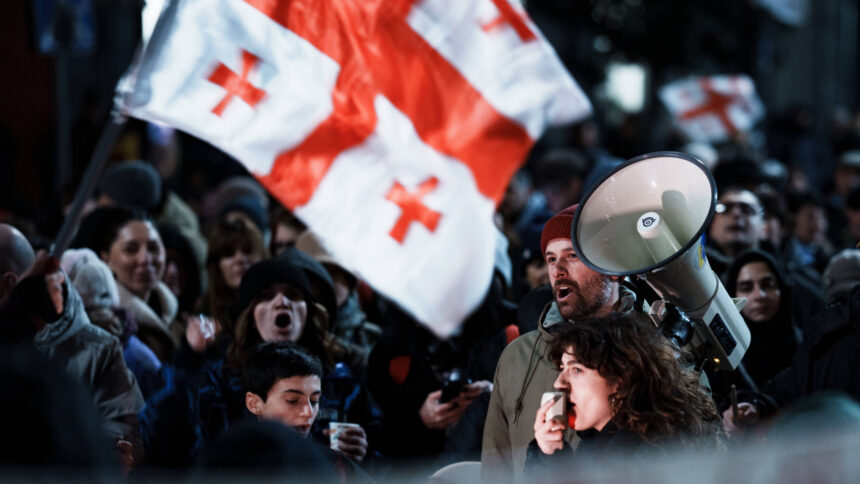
[762,285,860,408]
[367,282,516,461]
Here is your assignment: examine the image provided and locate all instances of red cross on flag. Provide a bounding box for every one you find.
[659,75,764,143]
[116,0,591,338]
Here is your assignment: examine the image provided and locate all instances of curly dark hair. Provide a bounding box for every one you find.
[548,312,722,447]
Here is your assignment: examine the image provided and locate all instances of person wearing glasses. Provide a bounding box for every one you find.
[707,188,766,277]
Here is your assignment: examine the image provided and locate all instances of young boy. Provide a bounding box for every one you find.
[242,342,368,463]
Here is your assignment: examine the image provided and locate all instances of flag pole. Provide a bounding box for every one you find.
[50,111,127,257]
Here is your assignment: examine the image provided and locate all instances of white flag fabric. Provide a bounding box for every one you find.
[116,0,591,338]
[659,75,764,144]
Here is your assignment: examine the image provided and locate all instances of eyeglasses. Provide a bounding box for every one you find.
[715,201,763,216]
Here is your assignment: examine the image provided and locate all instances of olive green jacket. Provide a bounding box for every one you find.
[481,287,637,483]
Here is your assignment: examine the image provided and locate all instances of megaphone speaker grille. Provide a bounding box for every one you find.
[572,152,716,275]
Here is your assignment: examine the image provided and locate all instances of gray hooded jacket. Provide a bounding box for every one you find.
[34,279,144,459]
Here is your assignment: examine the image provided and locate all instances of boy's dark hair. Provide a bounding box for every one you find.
[242,342,323,401]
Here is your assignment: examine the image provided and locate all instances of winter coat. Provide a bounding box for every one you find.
[138,342,245,468]
[761,286,860,408]
[523,420,652,479]
[83,303,163,400]
[33,279,145,462]
[481,286,636,484]
[117,281,179,362]
[60,247,164,397]
[329,292,382,372]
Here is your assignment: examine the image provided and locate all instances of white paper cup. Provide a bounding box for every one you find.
[541,391,566,423]
[329,422,361,450]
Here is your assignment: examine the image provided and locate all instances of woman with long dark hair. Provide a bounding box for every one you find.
[201,218,268,333]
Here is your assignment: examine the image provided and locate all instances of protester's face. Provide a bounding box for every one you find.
[709,191,764,251]
[545,238,615,321]
[554,350,617,431]
[253,283,307,343]
[253,375,321,437]
[736,261,781,324]
[105,221,165,299]
[793,205,828,245]
[219,244,262,290]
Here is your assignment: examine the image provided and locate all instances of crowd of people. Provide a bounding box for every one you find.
[1,110,860,482]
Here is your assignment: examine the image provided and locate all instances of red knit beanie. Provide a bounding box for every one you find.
[540,204,579,256]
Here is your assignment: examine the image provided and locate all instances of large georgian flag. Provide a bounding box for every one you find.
[116,0,591,337]
[659,75,764,144]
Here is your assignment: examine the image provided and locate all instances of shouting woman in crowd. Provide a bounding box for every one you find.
[529,312,721,474]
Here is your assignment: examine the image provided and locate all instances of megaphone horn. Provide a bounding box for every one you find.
[571,151,750,371]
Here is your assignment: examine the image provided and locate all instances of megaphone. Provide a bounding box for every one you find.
[571,151,750,371]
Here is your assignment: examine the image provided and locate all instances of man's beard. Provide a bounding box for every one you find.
[553,276,612,321]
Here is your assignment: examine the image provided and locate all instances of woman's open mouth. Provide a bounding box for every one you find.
[275,313,292,329]
[567,401,577,428]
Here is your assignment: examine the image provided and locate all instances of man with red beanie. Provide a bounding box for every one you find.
[481,204,636,482]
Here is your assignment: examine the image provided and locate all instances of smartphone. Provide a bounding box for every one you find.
[438,369,471,403]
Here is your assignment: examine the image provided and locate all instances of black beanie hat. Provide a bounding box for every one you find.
[219,195,269,235]
[277,247,337,321]
[238,258,314,312]
[99,161,162,211]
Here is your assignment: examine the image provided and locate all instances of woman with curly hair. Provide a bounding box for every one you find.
[530,312,721,466]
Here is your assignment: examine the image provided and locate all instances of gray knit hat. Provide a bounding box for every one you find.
[60,248,120,310]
